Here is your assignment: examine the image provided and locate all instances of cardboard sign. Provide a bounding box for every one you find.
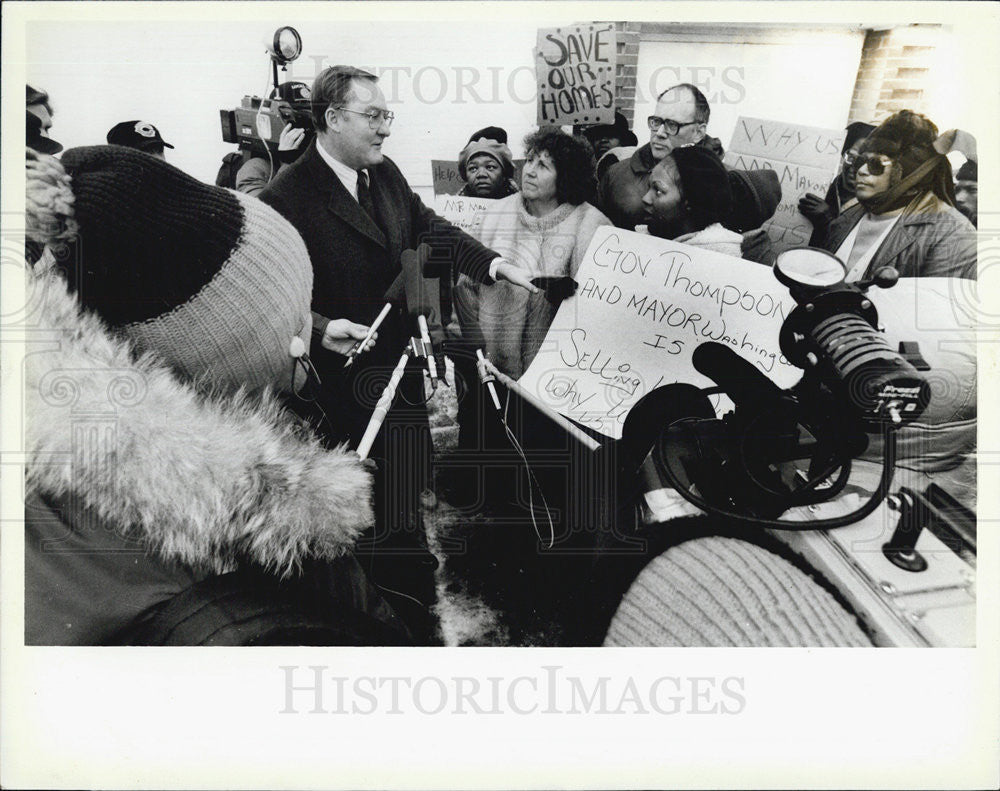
[535,23,616,126]
[725,117,846,254]
[433,194,496,235]
[432,160,467,196]
[432,158,526,196]
[517,227,800,439]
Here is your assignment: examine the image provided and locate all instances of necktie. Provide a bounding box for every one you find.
[356,169,378,226]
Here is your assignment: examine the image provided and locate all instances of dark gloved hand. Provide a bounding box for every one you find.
[532,276,578,306]
[798,193,834,229]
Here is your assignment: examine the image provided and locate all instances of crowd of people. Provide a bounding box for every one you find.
[23,67,979,647]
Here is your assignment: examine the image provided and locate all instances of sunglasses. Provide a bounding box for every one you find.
[850,152,894,176]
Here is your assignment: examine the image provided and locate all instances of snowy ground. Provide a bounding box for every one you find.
[424,358,569,646]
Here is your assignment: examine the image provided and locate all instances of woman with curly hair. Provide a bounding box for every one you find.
[455,127,611,378]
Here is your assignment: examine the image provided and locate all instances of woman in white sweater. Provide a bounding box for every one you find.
[455,128,611,379]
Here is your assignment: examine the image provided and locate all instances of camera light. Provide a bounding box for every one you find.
[268,26,302,65]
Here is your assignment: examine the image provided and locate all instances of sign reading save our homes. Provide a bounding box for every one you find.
[723,117,846,253]
[517,227,801,440]
[535,23,617,126]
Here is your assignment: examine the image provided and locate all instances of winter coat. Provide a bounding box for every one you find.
[453,193,612,379]
[597,137,726,231]
[639,221,751,263]
[820,191,977,280]
[259,140,498,446]
[673,222,745,258]
[235,156,287,196]
[24,267,383,645]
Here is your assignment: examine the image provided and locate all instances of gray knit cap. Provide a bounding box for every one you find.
[604,536,872,647]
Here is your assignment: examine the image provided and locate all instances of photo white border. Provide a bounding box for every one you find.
[2,2,998,788]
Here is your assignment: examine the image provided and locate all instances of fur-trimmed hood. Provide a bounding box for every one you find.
[25,266,373,578]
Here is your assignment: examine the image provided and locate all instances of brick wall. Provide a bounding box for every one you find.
[849,25,942,124]
[571,21,640,135]
[613,21,642,126]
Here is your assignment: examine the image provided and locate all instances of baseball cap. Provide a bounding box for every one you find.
[106,120,175,152]
[270,81,312,103]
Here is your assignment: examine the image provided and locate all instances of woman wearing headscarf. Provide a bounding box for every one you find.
[817,110,977,281]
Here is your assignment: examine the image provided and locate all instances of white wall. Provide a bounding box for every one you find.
[29,20,981,205]
[634,28,866,150]
[26,19,547,198]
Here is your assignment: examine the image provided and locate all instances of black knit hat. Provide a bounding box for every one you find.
[467,126,507,145]
[671,145,733,230]
[842,121,875,154]
[582,111,639,147]
[724,168,782,233]
[956,159,977,181]
[28,145,314,393]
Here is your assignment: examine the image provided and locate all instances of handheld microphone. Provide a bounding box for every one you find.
[344,269,408,368]
[692,342,786,414]
[401,248,442,387]
[476,349,502,411]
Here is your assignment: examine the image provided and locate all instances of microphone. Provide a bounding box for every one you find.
[692,342,786,414]
[343,269,408,368]
[401,248,442,387]
[476,348,502,411]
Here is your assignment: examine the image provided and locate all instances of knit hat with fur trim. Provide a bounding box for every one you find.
[858,110,955,211]
[26,145,314,394]
[458,136,515,180]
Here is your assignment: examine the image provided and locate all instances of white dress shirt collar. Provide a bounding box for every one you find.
[316,142,364,201]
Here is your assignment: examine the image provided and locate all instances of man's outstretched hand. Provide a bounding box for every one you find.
[494,261,541,293]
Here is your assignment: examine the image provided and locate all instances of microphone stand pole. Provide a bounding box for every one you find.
[479,355,601,452]
[355,333,437,461]
[356,348,412,461]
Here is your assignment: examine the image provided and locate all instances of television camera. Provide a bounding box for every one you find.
[218,26,314,159]
[645,248,932,529]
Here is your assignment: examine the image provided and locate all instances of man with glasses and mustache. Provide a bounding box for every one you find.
[260,66,536,643]
[597,83,724,230]
[816,110,976,281]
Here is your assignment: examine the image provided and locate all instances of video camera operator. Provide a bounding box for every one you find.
[235,81,314,196]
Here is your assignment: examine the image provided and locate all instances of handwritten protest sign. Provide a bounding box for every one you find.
[518,227,800,439]
[432,159,526,196]
[433,194,496,235]
[535,23,616,126]
[724,117,846,253]
[432,160,466,196]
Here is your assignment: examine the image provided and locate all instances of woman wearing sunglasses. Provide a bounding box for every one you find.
[817,110,977,281]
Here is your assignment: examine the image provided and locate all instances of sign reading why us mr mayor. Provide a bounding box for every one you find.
[724,117,845,252]
[535,23,616,126]
[518,227,801,439]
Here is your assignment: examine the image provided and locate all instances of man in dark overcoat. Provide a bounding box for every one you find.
[260,66,535,641]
